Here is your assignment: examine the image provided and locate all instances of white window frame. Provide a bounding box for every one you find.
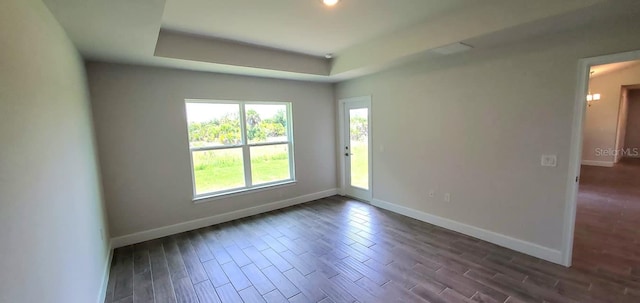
[185,99,295,201]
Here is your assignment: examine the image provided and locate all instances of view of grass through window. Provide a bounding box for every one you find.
[192,149,245,193]
[250,144,290,185]
[186,101,292,196]
[350,143,368,189]
[349,108,369,189]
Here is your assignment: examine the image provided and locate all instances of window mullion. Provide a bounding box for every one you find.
[287,103,295,181]
[238,103,252,187]
[190,145,243,152]
[246,141,289,147]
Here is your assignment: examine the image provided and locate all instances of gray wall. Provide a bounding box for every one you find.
[336,17,640,251]
[624,90,640,153]
[0,1,110,302]
[86,63,337,238]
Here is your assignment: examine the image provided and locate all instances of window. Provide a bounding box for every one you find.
[185,100,294,199]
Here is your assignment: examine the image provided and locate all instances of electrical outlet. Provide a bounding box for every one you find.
[428,190,435,198]
[444,193,451,202]
[541,154,557,167]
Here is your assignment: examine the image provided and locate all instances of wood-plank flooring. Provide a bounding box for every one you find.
[105,195,640,303]
[572,159,640,288]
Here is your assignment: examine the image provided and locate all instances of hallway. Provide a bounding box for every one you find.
[573,159,640,283]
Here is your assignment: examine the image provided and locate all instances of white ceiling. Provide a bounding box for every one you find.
[162,0,472,56]
[42,0,640,82]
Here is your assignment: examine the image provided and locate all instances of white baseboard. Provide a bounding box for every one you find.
[97,244,113,303]
[371,198,563,265]
[581,160,614,167]
[110,188,338,248]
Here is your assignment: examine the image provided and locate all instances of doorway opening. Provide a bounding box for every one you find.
[338,96,372,202]
[564,51,640,275]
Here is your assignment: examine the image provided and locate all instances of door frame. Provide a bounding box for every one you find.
[562,49,640,266]
[614,84,640,163]
[338,96,373,201]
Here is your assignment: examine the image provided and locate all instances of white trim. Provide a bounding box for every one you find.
[371,198,563,264]
[110,188,338,248]
[581,160,614,167]
[97,243,114,303]
[239,101,252,187]
[337,98,346,196]
[563,49,640,267]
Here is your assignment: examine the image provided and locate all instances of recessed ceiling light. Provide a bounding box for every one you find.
[325,53,333,59]
[323,0,340,7]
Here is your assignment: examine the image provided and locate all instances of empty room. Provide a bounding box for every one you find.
[3,0,640,303]
[574,60,640,282]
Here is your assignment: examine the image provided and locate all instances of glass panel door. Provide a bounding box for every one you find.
[343,98,371,201]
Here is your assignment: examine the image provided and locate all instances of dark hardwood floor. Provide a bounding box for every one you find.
[105,195,640,303]
[573,159,640,288]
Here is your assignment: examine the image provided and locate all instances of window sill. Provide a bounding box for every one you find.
[192,180,297,204]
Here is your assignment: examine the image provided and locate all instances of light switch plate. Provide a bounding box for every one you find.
[541,155,557,167]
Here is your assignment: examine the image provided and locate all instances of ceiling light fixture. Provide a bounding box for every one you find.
[323,0,340,7]
[586,71,601,107]
[325,53,333,59]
